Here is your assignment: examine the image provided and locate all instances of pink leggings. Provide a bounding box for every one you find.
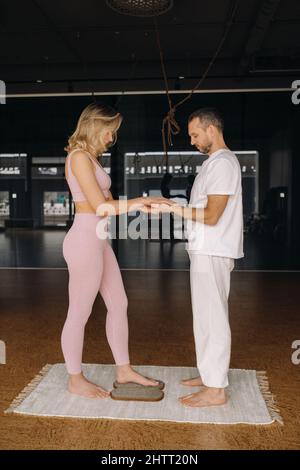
[62,213,129,374]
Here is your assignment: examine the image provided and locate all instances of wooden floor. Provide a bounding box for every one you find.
[0,269,299,450]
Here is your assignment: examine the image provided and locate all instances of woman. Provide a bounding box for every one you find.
[62,102,170,398]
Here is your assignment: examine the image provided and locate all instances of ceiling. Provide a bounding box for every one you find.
[1,0,300,94]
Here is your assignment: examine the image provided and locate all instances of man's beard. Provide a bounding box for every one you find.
[198,141,212,154]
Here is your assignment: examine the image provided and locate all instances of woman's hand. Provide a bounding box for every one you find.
[139,197,179,215]
[140,196,175,207]
[129,196,177,214]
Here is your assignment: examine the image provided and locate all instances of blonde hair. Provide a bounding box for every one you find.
[65,103,123,156]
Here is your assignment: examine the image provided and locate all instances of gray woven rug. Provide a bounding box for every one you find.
[5,364,282,425]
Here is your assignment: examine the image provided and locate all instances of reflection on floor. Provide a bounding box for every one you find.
[0,229,299,269]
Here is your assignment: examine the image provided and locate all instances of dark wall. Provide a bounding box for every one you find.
[290,104,300,254]
[0,91,298,241]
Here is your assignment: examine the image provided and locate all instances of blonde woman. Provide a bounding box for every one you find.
[62,103,170,398]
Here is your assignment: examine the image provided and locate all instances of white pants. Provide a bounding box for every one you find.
[189,254,234,388]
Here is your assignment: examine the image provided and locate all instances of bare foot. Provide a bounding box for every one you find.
[180,376,204,387]
[68,373,110,399]
[116,364,159,387]
[179,387,227,408]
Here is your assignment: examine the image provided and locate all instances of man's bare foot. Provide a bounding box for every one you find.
[179,387,227,408]
[116,364,159,387]
[68,373,110,399]
[180,376,204,387]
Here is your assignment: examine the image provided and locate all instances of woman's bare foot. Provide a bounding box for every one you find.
[180,376,204,387]
[116,364,159,387]
[179,387,227,408]
[68,373,110,399]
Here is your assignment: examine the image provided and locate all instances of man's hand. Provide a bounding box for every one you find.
[142,196,175,207]
[142,201,180,215]
[139,197,175,214]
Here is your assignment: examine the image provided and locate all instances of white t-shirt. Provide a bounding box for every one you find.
[186,148,244,259]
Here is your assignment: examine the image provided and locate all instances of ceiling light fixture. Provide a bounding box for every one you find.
[106,0,173,17]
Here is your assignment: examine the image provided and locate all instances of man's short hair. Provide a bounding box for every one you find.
[188,108,224,132]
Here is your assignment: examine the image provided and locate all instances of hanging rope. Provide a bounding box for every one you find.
[154,0,241,166]
[154,18,180,165]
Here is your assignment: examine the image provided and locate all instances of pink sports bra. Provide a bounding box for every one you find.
[66,149,111,202]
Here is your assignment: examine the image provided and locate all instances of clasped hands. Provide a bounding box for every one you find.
[136,196,178,214]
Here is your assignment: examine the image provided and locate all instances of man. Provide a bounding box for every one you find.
[156,108,244,407]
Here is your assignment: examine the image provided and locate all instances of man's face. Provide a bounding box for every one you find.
[188,118,213,154]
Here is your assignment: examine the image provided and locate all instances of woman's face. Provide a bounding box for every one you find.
[101,126,116,151]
